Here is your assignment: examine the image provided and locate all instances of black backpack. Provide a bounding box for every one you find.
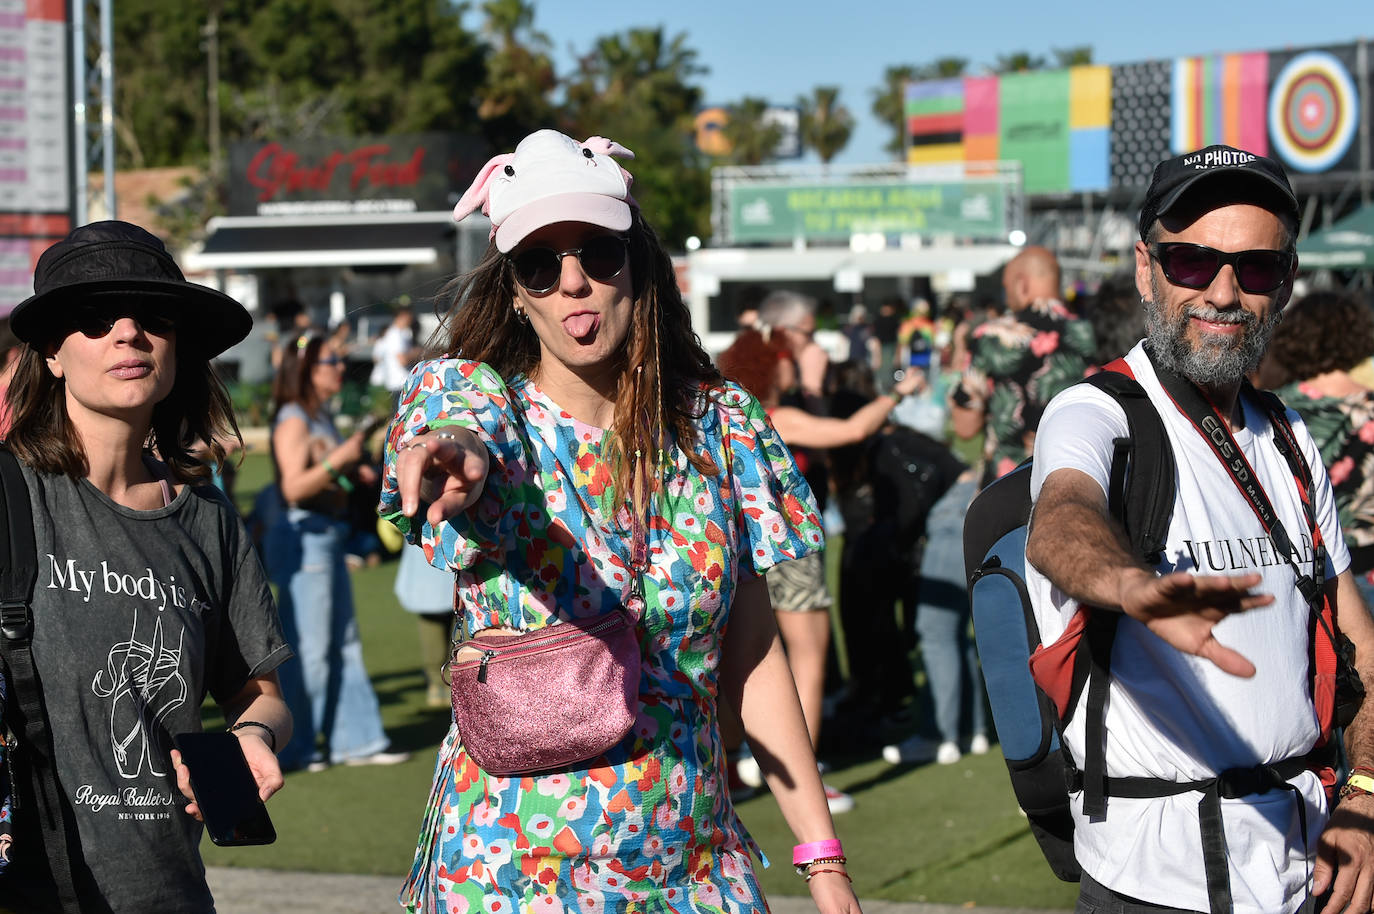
[869,424,967,557]
[962,367,1171,881]
[0,447,81,911]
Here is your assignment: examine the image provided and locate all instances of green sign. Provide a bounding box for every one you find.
[726,180,1007,243]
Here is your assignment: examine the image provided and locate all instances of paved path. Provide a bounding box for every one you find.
[207,867,1070,914]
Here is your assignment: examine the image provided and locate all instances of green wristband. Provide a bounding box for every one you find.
[321,457,355,493]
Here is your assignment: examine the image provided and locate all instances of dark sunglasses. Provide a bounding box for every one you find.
[317,355,345,367]
[1149,242,1294,295]
[508,235,628,294]
[67,302,178,338]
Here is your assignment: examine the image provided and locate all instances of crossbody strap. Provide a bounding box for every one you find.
[0,448,82,912]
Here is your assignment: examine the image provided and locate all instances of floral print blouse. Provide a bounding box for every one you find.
[950,298,1095,486]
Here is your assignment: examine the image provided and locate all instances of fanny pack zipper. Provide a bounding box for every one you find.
[456,611,630,683]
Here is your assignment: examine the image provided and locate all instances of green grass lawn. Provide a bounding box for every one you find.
[206,452,1077,910]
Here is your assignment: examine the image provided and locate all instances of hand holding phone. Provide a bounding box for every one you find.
[172,732,277,846]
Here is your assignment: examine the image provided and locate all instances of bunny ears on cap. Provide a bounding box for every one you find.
[452,130,637,253]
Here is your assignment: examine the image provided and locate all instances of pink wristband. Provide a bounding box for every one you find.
[793,839,843,866]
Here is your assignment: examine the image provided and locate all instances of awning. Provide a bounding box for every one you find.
[1299,204,1374,270]
[183,213,462,271]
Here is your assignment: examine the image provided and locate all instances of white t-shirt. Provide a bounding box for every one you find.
[1027,342,1350,913]
[370,324,415,391]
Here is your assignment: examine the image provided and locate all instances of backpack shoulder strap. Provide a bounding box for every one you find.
[1072,365,1176,818]
[0,448,81,913]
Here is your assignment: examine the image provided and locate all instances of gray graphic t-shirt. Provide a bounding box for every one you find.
[2,466,290,913]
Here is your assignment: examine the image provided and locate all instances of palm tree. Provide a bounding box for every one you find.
[872,65,917,160]
[994,51,1047,73]
[722,97,784,166]
[476,0,555,139]
[1052,46,1094,68]
[799,86,853,165]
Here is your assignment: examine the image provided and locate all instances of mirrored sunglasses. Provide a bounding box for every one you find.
[67,302,179,338]
[1149,242,1293,295]
[509,235,628,294]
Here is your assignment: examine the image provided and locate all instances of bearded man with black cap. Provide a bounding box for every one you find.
[0,220,292,913]
[1023,146,1374,914]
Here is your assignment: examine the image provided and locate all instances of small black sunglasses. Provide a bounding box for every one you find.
[1149,242,1294,295]
[509,235,628,294]
[67,301,179,338]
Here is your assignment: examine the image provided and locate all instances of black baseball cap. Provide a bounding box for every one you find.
[1138,145,1298,241]
[11,220,252,357]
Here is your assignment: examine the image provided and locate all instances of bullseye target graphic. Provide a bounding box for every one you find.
[1268,51,1359,173]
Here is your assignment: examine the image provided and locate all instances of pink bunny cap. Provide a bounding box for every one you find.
[452,130,637,252]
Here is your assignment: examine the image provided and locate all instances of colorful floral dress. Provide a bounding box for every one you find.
[950,298,1095,486]
[379,359,824,914]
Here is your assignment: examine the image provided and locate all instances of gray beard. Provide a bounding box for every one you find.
[1143,274,1281,389]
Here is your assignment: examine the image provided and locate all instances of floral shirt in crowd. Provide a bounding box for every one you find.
[950,298,1095,485]
[379,359,823,914]
[1277,381,1374,573]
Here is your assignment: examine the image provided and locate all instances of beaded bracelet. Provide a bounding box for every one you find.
[794,855,848,877]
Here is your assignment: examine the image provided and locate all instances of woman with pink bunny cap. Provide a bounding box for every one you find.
[381,129,861,913]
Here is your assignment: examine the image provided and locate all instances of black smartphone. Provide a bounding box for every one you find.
[173,731,276,846]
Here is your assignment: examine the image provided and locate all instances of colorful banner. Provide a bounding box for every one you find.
[903,40,1368,193]
[905,78,964,164]
[905,66,1111,193]
[1171,52,1269,154]
[1268,50,1360,173]
[1110,59,1172,188]
[725,179,1008,243]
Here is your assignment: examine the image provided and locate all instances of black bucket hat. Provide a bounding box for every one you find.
[10,220,252,357]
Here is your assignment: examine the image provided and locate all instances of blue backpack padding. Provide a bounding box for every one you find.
[963,367,1173,883]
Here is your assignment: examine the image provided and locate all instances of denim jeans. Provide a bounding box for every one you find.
[914,479,987,743]
[268,509,389,767]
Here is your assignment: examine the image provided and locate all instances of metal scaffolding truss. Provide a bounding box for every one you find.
[71,0,115,224]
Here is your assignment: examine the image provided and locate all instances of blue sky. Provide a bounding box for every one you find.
[472,2,1371,164]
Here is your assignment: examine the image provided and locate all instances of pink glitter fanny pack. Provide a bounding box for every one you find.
[448,605,641,775]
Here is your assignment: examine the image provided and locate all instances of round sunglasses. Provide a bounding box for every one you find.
[508,235,628,294]
[67,302,179,338]
[1149,242,1294,295]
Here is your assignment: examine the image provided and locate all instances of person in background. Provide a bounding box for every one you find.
[1082,276,1149,366]
[718,330,924,811]
[266,298,311,371]
[266,333,408,772]
[0,220,292,912]
[950,246,1095,486]
[840,304,880,379]
[1256,291,1374,609]
[383,129,860,913]
[370,306,418,399]
[760,290,829,407]
[393,542,457,709]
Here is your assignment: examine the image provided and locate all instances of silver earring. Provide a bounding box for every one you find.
[514,305,529,324]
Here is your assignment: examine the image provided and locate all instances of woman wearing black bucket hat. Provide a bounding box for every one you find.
[0,221,292,912]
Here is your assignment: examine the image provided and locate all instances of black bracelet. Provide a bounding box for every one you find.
[228,720,276,752]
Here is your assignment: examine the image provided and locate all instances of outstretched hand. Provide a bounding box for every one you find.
[396,428,490,527]
[1117,568,1271,677]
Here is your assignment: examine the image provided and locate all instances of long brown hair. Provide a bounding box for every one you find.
[432,211,722,513]
[5,336,241,483]
[271,333,329,418]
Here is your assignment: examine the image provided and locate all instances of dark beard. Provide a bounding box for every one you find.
[1143,276,1281,390]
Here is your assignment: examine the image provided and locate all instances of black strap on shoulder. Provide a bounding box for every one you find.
[0,448,81,912]
[1074,370,1175,818]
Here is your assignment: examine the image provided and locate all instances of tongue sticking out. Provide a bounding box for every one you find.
[564,313,600,339]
